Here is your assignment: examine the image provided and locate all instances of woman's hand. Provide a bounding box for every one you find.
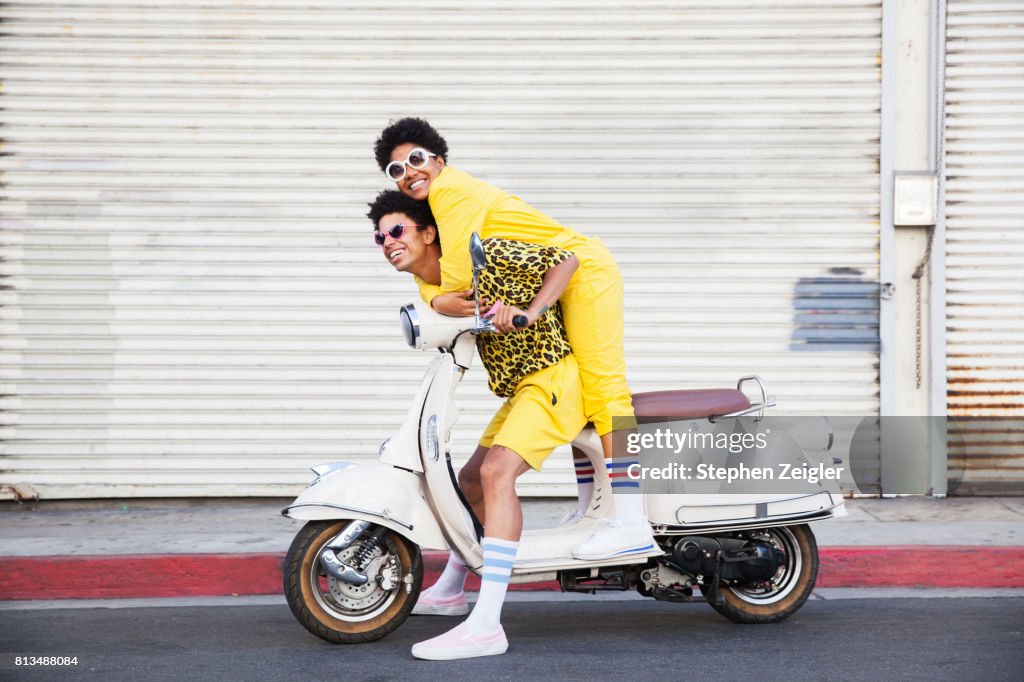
[431,290,478,317]
[492,303,534,334]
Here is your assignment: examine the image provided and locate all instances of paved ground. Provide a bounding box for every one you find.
[3,597,1023,681]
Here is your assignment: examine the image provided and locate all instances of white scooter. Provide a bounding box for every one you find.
[282,235,845,644]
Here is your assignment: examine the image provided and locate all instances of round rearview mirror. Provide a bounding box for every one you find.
[469,232,487,274]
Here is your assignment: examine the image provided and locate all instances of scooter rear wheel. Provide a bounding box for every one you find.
[700,523,818,624]
[284,520,422,643]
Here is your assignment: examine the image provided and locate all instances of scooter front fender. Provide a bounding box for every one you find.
[281,461,448,550]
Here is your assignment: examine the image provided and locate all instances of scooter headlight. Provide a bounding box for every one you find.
[400,304,420,348]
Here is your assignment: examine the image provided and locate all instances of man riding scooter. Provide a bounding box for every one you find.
[368,190,642,659]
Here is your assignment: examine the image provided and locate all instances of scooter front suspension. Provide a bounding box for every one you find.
[318,520,373,584]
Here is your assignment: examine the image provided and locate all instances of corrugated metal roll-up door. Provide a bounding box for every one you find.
[0,1,882,499]
[944,1,1024,494]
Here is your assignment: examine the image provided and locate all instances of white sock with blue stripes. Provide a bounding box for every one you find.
[465,537,518,633]
[609,457,646,525]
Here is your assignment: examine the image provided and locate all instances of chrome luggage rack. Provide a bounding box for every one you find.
[708,375,776,422]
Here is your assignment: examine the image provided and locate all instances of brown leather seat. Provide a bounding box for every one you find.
[631,389,751,421]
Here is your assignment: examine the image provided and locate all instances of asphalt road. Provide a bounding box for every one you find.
[3,598,1023,681]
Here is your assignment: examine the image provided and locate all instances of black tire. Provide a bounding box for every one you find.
[284,520,422,644]
[700,524,818,624]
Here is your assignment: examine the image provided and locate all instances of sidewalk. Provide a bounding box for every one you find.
[2,497,1023,600]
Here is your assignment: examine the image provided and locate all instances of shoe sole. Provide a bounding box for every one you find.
[411,604,470,616]
[411,643,508,660]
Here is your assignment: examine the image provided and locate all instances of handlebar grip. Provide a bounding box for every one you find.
[512,315,528,328]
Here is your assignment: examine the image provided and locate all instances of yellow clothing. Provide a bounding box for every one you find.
[421,166,634,434]
[478,354,588,470]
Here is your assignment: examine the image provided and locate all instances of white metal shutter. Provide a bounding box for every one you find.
[944,1,1024,494]
[0,1,882,499]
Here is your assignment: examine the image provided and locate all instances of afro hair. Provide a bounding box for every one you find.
[374,117,449,171]
[366,189,437,231]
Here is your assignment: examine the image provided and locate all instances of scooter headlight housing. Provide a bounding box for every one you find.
[400,304,420,348]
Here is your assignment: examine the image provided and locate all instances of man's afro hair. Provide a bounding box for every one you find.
[374,117,449,171]
[366,189,437,231]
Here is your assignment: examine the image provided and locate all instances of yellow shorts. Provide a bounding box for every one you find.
[553,235,635,435]
[478,354,588,470]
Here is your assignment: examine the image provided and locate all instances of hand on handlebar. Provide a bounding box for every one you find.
[431,290,480,317]
[491,302,533,334]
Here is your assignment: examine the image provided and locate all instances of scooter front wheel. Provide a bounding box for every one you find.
[700,523,818,624]
[284,519,423,643]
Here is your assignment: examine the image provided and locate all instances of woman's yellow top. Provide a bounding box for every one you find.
[414,166,587,305]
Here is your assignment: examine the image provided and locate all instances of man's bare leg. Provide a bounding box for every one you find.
[411,445,530,659]
[457,445,489,524]
[477,445,531,540]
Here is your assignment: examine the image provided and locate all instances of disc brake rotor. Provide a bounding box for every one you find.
[325,544,391,610]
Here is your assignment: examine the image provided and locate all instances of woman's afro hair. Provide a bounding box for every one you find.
[374,117,449,171]
[366,189,437,231]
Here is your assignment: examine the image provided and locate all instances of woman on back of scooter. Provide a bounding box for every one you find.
[368,190,594,659]
[373,118,651,560]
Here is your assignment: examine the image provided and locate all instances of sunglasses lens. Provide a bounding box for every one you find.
[374,225,405,246]
[385,162,405,180]
[408,149,428,168]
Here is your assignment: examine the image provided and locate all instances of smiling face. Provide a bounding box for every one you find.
[376,211,437,274]
[389,142,445,201]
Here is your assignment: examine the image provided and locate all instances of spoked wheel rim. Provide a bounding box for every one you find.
[728,526,803,606]
[308,532,401,623]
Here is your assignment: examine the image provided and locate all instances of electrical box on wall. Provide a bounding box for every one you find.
[893,172,938,226]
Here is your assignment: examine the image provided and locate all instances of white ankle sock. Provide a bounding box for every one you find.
[465,537,518,633]
[573,456,595,515]
[608,457,646,525]
[429,551,468,597]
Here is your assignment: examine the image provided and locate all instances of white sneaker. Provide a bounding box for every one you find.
[571,518,656,560]
[558,508,585,527]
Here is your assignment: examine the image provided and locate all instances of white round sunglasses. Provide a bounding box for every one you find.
[385,147,437,181]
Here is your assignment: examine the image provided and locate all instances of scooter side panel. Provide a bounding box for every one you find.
[646,491,844,526]
[282,461,448,550]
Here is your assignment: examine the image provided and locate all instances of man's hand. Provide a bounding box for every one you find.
[492,303,535,334]
[431,290,478,317]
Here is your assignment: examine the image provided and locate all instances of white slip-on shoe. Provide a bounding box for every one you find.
[571,518,657,561]
[411,588,470,616]
[411,622,508,660]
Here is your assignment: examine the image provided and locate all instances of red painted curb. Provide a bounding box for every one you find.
[0,553,285,601]
[1,546,1022,601]
[818,546,1024,588]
